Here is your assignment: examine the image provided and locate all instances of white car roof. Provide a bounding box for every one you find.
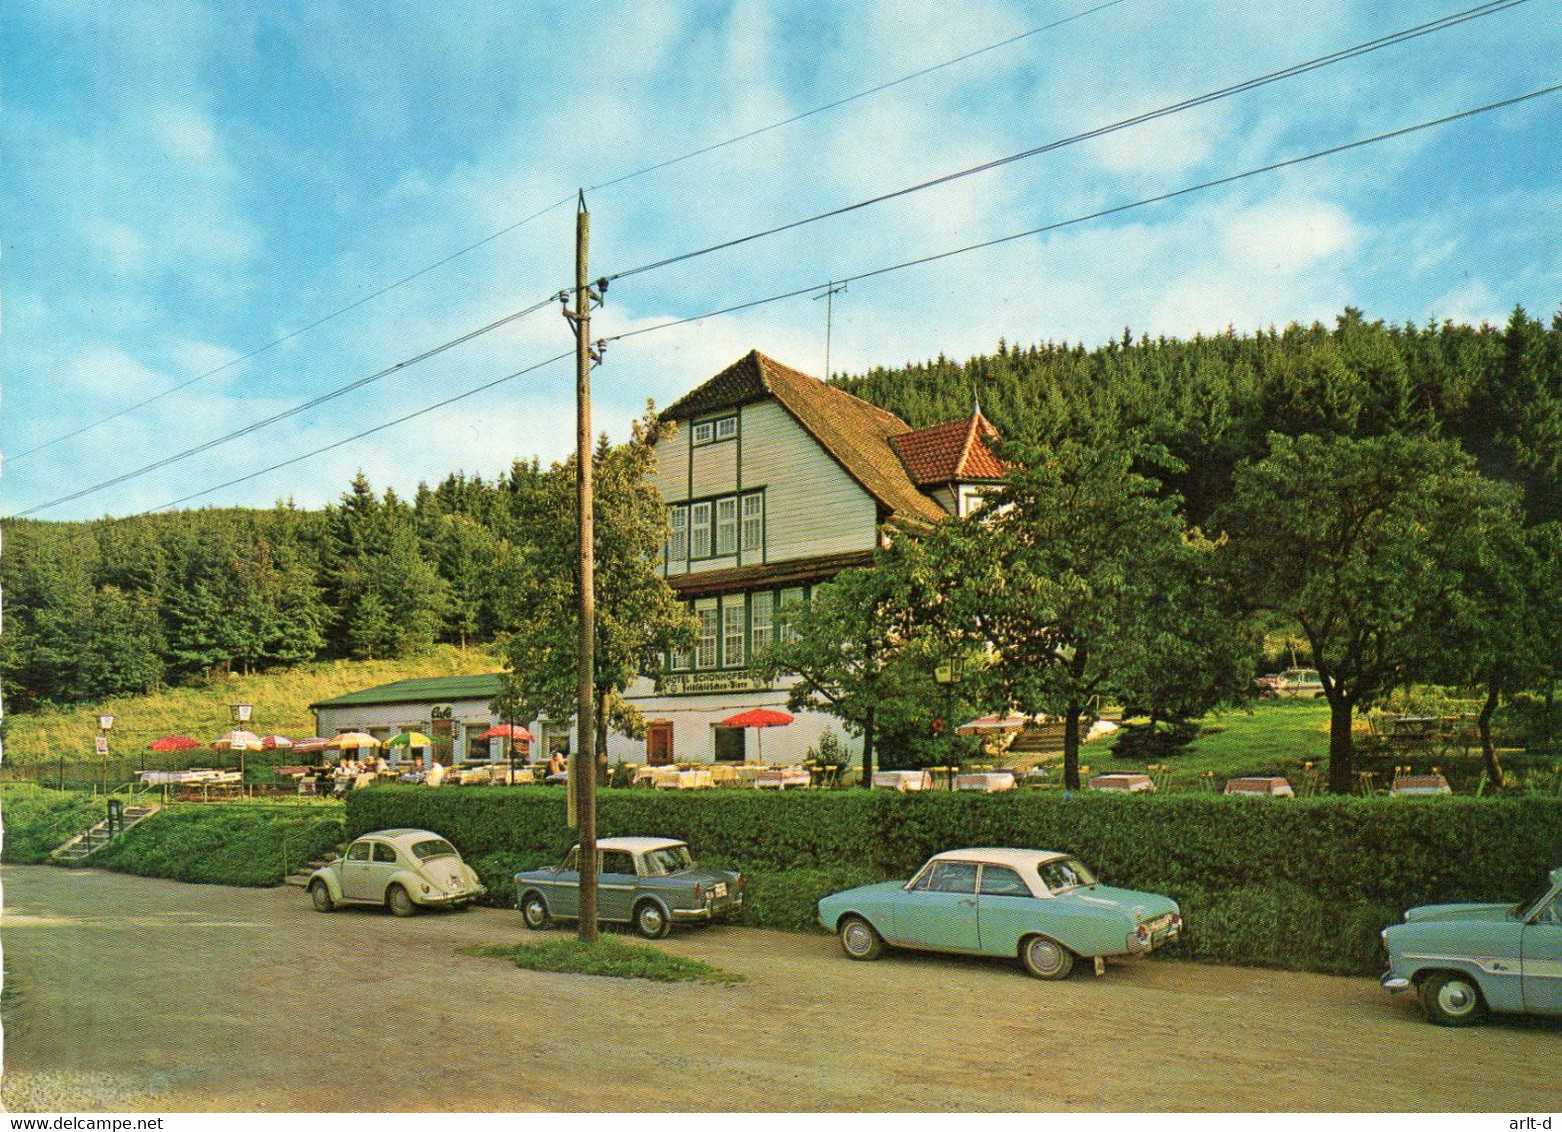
[929,847,1070,870]
[362,828,448,845]
[591,836,687,854]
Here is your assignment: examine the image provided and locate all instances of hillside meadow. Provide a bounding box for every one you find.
[2,645,501,764]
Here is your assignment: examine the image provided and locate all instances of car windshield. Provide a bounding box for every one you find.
[1037,857,1095,894]
[1517,881,1558,917]
[410,839,458,862]
[641,845,694,876]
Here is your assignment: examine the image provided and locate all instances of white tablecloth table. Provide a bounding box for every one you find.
[873,770,932,791]
[954,771,1015,793]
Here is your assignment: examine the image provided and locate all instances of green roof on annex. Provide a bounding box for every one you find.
[310,673,505,710]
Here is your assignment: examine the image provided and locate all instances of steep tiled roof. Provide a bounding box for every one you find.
[889,411,1006,486]
[661,351,946,524]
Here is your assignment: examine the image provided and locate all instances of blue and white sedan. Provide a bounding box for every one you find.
[818,848,1181,979]
[514,836,743,939]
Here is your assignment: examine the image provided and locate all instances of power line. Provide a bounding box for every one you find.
[587,0,1135,194]
[603,82,1562,347]
[153,352,575,512]
[8,196,577,466]
[11,295,558,518]
[604,0,1531,285]
[10,0,1132,465]
[140,81,1560,518]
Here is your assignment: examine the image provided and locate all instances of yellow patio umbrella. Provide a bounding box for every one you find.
[325,732,382,750]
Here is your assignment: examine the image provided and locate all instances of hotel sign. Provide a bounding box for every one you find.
[658,671,771,696]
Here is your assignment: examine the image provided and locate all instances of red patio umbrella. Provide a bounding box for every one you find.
[291,737,329,754]
[146,735,201,752]
[719,708,794,762]
[476,723,534,742]
[258,735,294,750]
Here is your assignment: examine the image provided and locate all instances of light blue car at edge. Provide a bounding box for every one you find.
[1382,864,1562,1025]
[817,847,1181,980]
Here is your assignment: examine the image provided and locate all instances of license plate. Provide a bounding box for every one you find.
[713,883,727,898]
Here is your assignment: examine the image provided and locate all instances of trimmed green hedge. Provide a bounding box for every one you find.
[91,803,345,887]
[347,786,1562,975]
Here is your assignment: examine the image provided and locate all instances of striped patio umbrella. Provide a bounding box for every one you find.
[258,735,295,750]
[385,731,432,748]
[291,737,329,754]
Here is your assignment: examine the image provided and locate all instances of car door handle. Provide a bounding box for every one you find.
[960,898,977,906]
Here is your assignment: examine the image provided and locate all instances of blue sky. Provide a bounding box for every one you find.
[4,0,1559,520]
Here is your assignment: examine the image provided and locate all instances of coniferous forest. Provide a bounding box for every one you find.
[4,306,1560,715]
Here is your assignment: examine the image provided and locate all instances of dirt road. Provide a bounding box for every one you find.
[2,865,1556,1112]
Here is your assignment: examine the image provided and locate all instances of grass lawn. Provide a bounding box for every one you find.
[4,645,501,764]
[460,937,744,984]
[90,799,345,886]
[1087,700,1334,788]
[0,784,108,863]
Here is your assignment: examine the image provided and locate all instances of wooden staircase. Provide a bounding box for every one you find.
[49,802,161,866]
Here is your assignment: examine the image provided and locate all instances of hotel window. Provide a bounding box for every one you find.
[741,493,763,553]
[692,414,737,446]
[722,597,746,667]
[778,586,806,641]
[750,591,774,654]
[715,497,738,556]
[691,501,712,559]
[695,601,719,669]
[668,505,688,561]
[670,640,693,671]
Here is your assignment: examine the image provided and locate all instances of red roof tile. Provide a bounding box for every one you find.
[890,412,1006,486]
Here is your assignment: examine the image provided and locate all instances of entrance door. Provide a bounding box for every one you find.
[646,721,674,766]
[714,726,746,762]
[431,716,453,766]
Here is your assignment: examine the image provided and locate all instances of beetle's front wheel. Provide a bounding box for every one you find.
[1021,935,1075,980]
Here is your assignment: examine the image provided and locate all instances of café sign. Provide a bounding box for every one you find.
[659,671,770,696]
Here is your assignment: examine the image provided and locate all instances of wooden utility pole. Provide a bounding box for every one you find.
[570,193,599,943]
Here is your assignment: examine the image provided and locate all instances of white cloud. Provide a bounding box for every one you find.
[151,106,219,164]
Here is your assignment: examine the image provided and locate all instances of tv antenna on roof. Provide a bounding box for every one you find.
[812,281,848,380]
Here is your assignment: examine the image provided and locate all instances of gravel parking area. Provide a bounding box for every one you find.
[2,865,1557,1112]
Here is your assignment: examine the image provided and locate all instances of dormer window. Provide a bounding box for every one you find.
[692,413,738,446]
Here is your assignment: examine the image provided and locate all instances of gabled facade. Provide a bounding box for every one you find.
[617,350,1003,766]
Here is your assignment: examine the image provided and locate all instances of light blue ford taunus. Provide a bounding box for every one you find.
[817,848,1181,979]
[1381,864,1562,1025]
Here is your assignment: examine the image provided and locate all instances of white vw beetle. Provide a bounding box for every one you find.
[308,828,486,916]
